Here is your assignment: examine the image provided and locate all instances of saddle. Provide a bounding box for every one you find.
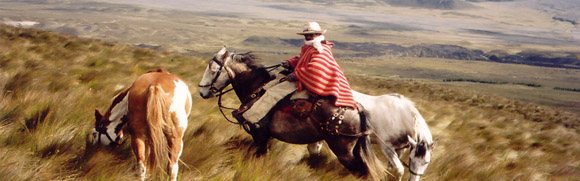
[232,78,369,137]
[289,91,319,118]
[283,93,370,137]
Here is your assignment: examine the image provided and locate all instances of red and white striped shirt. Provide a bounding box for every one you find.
[286,41,356,108]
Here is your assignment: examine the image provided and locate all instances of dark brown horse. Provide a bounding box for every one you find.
[91,69,192,181]
[198,47,386,179]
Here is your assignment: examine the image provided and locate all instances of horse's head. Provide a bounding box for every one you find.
[198,46,274,99]
[198,46,236,98]
[90,107,127,147]
[407,135,434,180]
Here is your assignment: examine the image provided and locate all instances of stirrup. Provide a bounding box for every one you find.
[231,110,246,122]
[232,111,262,135]
[250,117,269,134]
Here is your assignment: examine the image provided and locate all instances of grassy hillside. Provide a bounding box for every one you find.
[3,0,578,114]
[1,24,579,180]
[340,57,580,114]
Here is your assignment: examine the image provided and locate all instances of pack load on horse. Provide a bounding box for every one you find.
[90,68,192,181]
[198,46,386,179]
[308,91,435,181]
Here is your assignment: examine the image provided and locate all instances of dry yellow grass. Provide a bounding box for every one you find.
[3,0,578,115]
[1,24,579,180]
[341,56,580,113]
[349,76,580,180]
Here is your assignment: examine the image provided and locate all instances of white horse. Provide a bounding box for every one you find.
[308,90,434,181]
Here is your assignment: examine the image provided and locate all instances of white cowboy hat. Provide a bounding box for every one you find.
[296,22,327,35]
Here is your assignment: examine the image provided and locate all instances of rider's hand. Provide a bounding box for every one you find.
[281,61,292,69]
[286,73,297,82]
[279,68,292,75]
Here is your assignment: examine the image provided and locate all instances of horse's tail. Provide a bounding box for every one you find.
[357,109,387,180]
[146,85,172,178]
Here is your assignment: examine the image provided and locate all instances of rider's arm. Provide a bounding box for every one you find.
[285,56,300,68]
[293,45,337,82]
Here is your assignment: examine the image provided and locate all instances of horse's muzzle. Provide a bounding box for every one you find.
[200,92,214,99]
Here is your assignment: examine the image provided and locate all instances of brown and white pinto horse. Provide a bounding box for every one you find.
[91,68,192,181]
[198,47,386,179]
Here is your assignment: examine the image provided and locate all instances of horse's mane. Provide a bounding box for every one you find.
[108,89,129,113]
[146,68,168,74]
[233,52,261,69]
[233,52,275,80]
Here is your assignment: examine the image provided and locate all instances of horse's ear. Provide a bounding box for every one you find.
[217,46,227,59]
[431,139,437,149]
[407,135,417,147]
[94,109,103,121]
[221,51,229,61]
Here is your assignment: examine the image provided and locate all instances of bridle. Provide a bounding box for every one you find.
[197,57,233,97]
[197,53,281,126]
[95,121,124,147]
[197,55,238,124]
[401,159,425,176]
[401,143,430,176]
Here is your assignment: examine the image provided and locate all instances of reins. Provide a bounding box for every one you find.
[216,88,238,124]
[401,160,423,176]
[96,120,126,147]
[264,64,282,71]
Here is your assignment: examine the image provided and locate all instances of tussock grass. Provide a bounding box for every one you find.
[1,24,579,180]
[349,76,580,180]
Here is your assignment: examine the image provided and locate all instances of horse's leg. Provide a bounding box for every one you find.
[249,114,271,157]
[251,130,270,156]
[325,136,367,176]
[379,142,404,180]
[131,133,148,181]
[167,126,185,181]
[307,141,323,155]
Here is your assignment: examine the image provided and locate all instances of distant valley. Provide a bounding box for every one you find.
[244,36,580,69]
[1,0,579,113]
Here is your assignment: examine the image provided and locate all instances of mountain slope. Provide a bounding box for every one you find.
[1,24,579,180]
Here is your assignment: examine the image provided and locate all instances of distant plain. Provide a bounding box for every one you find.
[5,0,577,113]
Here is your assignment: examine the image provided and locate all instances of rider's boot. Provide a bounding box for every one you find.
[231,110,268,142]
[251,115,271,156]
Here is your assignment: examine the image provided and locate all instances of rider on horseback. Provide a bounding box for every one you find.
[233,22,356,135]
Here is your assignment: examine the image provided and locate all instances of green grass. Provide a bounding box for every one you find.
[1,24,579,180]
